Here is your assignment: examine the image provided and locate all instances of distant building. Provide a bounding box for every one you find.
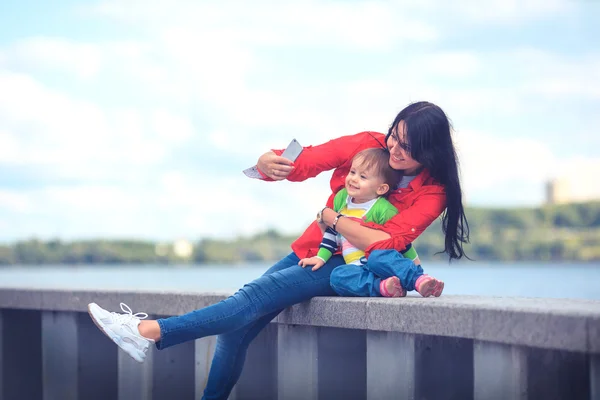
[154,239,194,259]
[546,179,571,205]
[173,239,194,258]
[155,243,169,257]
[546,177,600,205]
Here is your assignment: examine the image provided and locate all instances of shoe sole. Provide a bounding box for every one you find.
[418,278,444,298]
[87,303,146,363]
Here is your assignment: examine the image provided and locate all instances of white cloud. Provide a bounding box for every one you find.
[44,185,140,212]
[0,70,197,183]
[530,77,600,100]
[516,50,600,100]
[412,0,572,24]
[152,109,195,143]
[420,52,482,78]
[456,129,600,205]
[0,0,597,241]
[6,37,103,79]
[0,166,333,241]
[155,168,332,235]
[456,129,554,189]
[0,129,20,163]
[158,172,332,239]
[85,0,439,49]
[464,0,569,23]
[0,190,32,213]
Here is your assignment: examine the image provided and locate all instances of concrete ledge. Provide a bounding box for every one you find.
[1,288,599,353]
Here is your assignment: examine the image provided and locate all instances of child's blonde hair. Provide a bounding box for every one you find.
[352,148,403,197]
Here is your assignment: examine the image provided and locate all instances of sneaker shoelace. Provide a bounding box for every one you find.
[110,302,149,325]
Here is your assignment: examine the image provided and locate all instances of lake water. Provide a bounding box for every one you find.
[1,261,599,300]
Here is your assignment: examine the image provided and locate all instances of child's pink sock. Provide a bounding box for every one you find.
[415,274,444,298]
[379,276,406,298]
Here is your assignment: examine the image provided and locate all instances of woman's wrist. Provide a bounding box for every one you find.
[321,208,337,227]
[331,213,344,231]
[316,206,328,223]
[256,151,276,175]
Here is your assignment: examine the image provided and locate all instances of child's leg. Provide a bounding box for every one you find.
[368,249,444,297]
[330,264,405,297]
[330,264,380,296]
[367,249,424,291]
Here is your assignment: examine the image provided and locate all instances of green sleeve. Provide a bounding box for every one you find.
[400,245,419,262]
[316,189,345,262]
[366,197,398,224]
[333,188,348,212]
[366,198,421,262]
[317,248,333,262]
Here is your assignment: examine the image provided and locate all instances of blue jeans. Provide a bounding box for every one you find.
[330,249,424,297]
[156,252,346,400]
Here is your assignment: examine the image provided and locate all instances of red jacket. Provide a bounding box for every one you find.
[269,131,447,258]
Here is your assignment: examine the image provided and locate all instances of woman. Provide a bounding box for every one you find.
[88,101,469,399]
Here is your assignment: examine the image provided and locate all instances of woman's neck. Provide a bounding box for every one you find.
[403,166,423,176]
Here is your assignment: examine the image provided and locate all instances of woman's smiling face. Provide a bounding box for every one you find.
[387,120,422,175]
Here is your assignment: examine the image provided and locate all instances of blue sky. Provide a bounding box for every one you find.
[0,0,599,241]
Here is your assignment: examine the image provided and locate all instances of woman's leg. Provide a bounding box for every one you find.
[136,253,303,341]
[202,310,280,400]
[201,253,305,399]
[201,253,347,399]
[156,253,345,349]
[89,252,345,398]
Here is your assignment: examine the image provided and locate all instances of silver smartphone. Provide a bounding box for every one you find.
[281,138,303,162]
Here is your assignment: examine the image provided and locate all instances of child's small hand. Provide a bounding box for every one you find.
[298,256,326,271]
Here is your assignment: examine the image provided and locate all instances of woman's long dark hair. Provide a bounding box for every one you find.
[386,101,470,260]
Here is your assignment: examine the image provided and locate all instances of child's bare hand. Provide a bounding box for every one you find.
[298,257,325,271]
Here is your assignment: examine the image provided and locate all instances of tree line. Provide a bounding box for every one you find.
[2,201,599,266]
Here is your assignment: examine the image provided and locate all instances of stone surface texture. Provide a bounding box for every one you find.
[1,289,599,353]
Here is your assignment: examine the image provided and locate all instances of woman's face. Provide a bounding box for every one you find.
[387,121,422,175]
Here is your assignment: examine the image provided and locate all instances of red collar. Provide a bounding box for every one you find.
[405,168,432,192]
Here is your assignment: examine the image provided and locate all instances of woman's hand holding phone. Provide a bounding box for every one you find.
[257,151,294,180]
[257,139,302,180]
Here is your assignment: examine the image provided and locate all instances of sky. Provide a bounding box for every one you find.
[0,0,599,242]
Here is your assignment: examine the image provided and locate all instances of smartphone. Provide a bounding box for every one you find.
[280,138,303,162]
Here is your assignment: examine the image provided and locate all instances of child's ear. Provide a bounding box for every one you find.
[377,183,390,196]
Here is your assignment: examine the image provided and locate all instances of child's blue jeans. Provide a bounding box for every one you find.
[330,249,424,296]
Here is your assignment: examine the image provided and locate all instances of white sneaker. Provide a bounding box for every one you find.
[87,302,155,363]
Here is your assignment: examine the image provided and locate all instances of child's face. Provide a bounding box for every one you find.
[345,159,389,203]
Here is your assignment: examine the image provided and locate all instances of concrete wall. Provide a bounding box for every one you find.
[1,288,599,400]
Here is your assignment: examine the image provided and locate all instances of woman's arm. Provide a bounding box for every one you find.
[364,191,446,255]
[320,208,389,250]
[252,132,383,182]
[321,190,446,255]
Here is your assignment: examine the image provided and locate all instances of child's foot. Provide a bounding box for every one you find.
[415,274,444,297]
[87,302,154,363]
[379,276,407,297]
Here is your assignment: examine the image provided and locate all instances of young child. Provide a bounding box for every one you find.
[298,147,444,298]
